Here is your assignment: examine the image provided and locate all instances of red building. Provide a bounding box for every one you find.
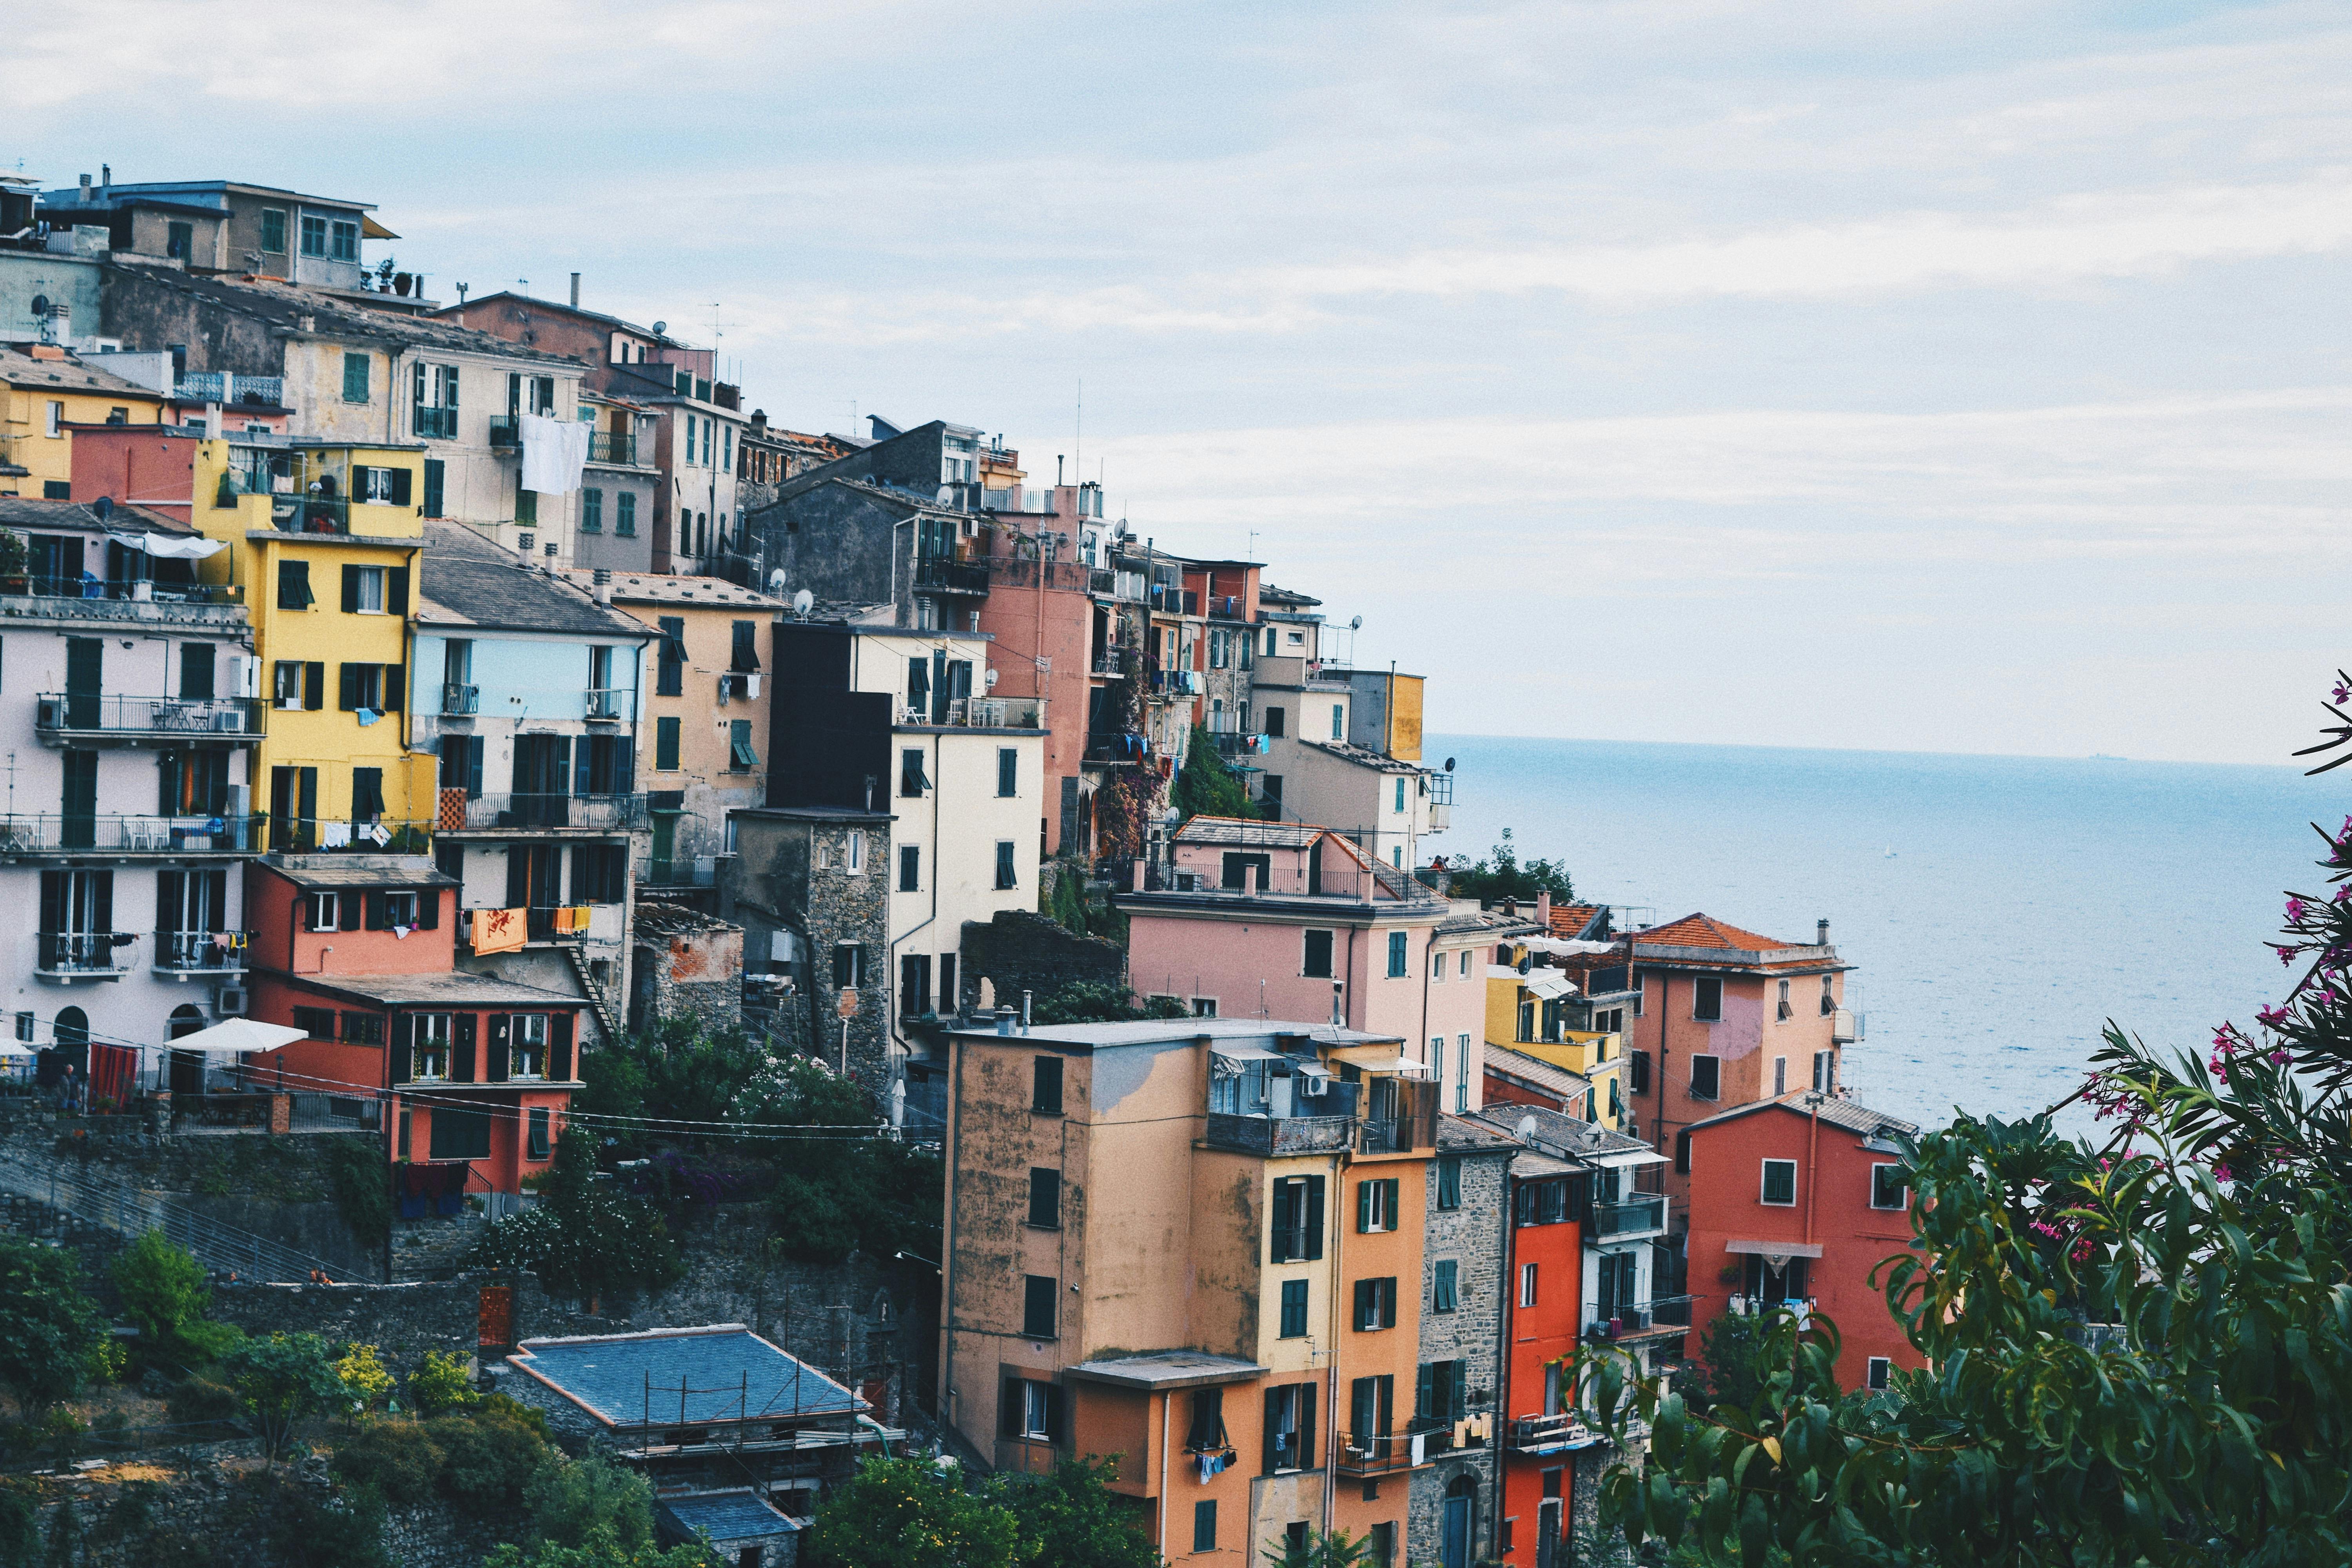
[1495,1137,1589,1568]
[1681,1091,1922,1393]
[242,854,586,1200]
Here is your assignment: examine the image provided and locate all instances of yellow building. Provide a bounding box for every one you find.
[189,434,435,846]
[1484,946,1631,1131]
[0,347,168,500]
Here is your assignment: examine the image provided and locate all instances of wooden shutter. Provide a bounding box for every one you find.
[1381,1178,1400,1229]
[391,1013,414,1082]
[548,1013,574,1081]
[1270,1178,1297,1262]
[382,667,402,713]
[1304,1176,1324,1259]
[387,567,409,614]
[157,871,185,936]
[1003,1381,1026,1441]
[338,664,360,710]
[1298,1381,1315,1469]
[452,1014,477,1083]
[1262,1388,1282,1474]
[341,565,361,613]
[38,872,60,936]
[157,751,181,816]
[1357,1179,1374,1234]
[573,737,593,797]
[363,891,387,930]
[485,1014,510,1082]
[388,469,412,506]
[92,872,111,938]
[304,662,324,710]
[416,887,439,929]
[506,847,530,910]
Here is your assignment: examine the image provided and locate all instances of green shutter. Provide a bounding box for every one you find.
[343,352,370,403]
[1357,1180,1373,1234]
[423,459,444,518]
[656,716,680,772]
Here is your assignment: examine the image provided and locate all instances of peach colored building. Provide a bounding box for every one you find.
[1117,817,1530,1120]
[938,1016,1447,1567]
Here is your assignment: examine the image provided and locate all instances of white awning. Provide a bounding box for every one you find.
[1347,1054,1431,1077]
[107,530,224,560]
[1209,1041,1286,1063]
[1293,1062,1332,1082]
[0,1044,33,1059]
[166,1018,306,1055]
[1724,1239,1822,1258]
[1593,1149,1671,1168]
[1522,970,1576,1001]
[1519,936,1618,956]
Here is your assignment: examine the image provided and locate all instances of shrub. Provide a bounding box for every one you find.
[521,1448,657,1552]
[330,1419,444,1505]
[427,1401,550,1516]
[323,1138,392,1249]
[166,1374,240,1428]
[0,1478,34,1565]
[0,1232,108,1412]
[333,1344,394,1419]
[222,1332,343,1466]
[406,1349,478,1415]
[111,1230,240,1370]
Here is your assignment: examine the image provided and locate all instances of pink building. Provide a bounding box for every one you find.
[1116,816,1523,1114]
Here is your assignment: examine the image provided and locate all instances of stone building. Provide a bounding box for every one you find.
[718,805,891,1091]
[630,901,744,1038]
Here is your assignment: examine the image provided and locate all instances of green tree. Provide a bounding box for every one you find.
[0,1233,107,1413]
[805,1456,1020,1568]
[1265,1524,1376,1568]
[222,1333,345,1466]
[1573,733,2352,1565]
[111,1230,240,1370]
[520,1449,659,1553]
[1029,980,1188,1026]
[469,1131,683,1309]
[1440,828,1573,903]
[1047,862,1092,937]
[405,1349,479,1415]
[428,1397,553,1517]
[1170,724,1257,823]
[482,1528,715,1568]
[987,1455,1160,1568]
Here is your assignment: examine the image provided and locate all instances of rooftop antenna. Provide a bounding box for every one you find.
[1074,377,1082,497]
[517,279,528,297]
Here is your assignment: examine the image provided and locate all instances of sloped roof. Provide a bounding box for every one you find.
[1640,913,1789,951]
[255,854,452,889]
[0,497,195,535]
[1475,1100,1655,1163]
[0,348,167,399]
[1684,1091,1918,1142]
[110,270,579,366]
[510,1326,861,1428]
[659,1491,799,1544]
[417,521,652,637]
[1481,1045,1592,1103]
[1437,1112,1523,1153]
[557,567,785,610]
[1173,816,1321,851]
[1546,903,1610,939]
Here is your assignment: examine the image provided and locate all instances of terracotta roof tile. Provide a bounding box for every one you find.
[1638,912,1791,951]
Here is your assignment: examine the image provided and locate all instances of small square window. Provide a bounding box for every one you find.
[1871,1163,1909,1211]
[1761,1159,1798,1206]
[1866,1357,1891,1391]
[1279,1278,1309,1338]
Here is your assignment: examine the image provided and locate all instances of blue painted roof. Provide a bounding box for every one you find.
[512,1328,860,1427]
[661,1490,800,1543]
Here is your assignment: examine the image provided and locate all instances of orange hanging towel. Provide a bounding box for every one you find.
[473,907,527,955]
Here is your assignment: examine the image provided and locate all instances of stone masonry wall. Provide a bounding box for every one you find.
[633,902,746,1038]
[1409,1136,1515,1568]
[956,909,1124,1012]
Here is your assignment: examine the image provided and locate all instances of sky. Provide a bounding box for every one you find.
[15,0,2350,764]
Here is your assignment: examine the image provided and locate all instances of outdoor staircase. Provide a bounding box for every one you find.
[0,1154,340,1283]
[562,943,624,1045]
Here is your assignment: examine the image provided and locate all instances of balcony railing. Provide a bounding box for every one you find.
[153,931,246,974]
[588,431,637,465]
[1210,731,1269,759]
[176,372,283,407]
[441,683,480,716]
[585,688,627,720]
[913,558,990,596]
[1590,1194,1669,1238]
[36,693,261,739]
[1206,594,1248,620]
[525,906,588,944]
[1204,1112,1356,1156]
[413,406,459,440]
[441,792,646,833]
[1336,1431,1428,1477]
[1086,730,1149,764]
[1507,1413,1595,1454]
[36,931,136,977]
[0,815,261,855]
[488,415,521,449]
[903,696,1044,731]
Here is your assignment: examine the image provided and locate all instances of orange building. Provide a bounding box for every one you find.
[242,853,586,1200]
[1681,1091,1923,1394]
[937,1016,1444,1566]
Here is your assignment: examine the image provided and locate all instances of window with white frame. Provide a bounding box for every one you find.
[1689,1054,1720,1100]
[1866,1357,1891,1391]
[1519,1261,1538,1307]
[1871,1163,1908,1210]
[1761,1158,1798,1206]
[1456,1033,1471,1113]
[511,1013,548,1078]
[412,1013,452,1081]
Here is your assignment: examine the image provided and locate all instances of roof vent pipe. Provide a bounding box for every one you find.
[592,567,612,604]
[1817,918,1830,947]
[570,272,581,309]
[1021,990,1032,1034]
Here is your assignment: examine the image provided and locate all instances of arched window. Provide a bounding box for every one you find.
[168,1004,206,1040]
[53,1007,88,1049]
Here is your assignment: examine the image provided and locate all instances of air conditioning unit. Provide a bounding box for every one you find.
[36,698,63,728]
[212,708,244,733]
[216,985,248,1016]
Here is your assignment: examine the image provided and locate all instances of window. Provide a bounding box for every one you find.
[1675,1130,1692,1174]
[1690,1054,1720,1101]
[1356,1176,1399,1234]
[1032,1056,1063,1114]
[11,1014,28,1044]
[346,565,386,613]
[1265,706,1285,737]
[1270,1174,1324,1262]
[300,214,327,256]
[526,1108,551,1161]
[342,352,370,404]
[292,1005,337,1038]
[1761,1158,1798,1206]
[1630,1049,1651,1093]
[1193,1502,1217,1553]
[653,717,681,773]
[1867,1357,1891,1391]
[1773,1056,1787,1095]
[1814,1050,1836,1093]
[338,663,389,712]
[1263,1383,1314,1474]
[1353,1276,1397,1330]
[1330,703,1344,739]
[305,892,343,931]
[1279,1278,1309,1337]
[898,748,929,798]
[1693,975,1723,1021]
[1515,1180,1566,1227]
[260,208,287,253]
[510,1013,548,1078]
[1457,1032,1471,1113]
[428,1107,492,1161]
[44,401,63,438]
[1822,975,1837,1016]
[616,492,636,535]
[830,943,865,988]
[656,616,686,695]
[1302,929,1334,978]
[994,841,1016,890]
[1192,997,1218,1018]
[1436,1156,1461,1210]
[728,720,757,771]
[278,560,314,611]
[996,747,1018,797]
[1432,1259,1458,1313]
[846,830,865,873]
[898,846,920,893]
[1871,1163,1909,1210]
[1460,949,1471,977]
[1777,978,1793,1021]
[729,619,759,673]
[409,1014,452,1080]
[334,1010,383,1045]
[1394,777,1406,813]
[1027,1168,1061,1229]
[581,488,602,532]
[1022,1274,1058,1339]
[330,220,358,261]
[165,220,193,261]
[1381,929,1407,978]
[1415,1361,1466,1429]
[898,953,932,1017]
[1519,1261,1539,1307]
[422,457,445,517]
[1001,1377,1065,1443]
[572,844,626,903]
[1431,949,1446,982]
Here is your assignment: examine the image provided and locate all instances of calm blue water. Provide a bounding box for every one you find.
[1430,735,2336,1134]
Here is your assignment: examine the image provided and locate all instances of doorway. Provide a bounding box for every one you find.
[169,1004,207,1096]
[1440,1475,1476,1568]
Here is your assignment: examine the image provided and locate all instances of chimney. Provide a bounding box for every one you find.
[100,164,111,196]
[78,173,92,198]
[592,568,612,605]
[1536,891,1551,927]
[1242,864,1258,895]
[570,272,581,309]
[1817,918,1831,947]
[297,312,316,334]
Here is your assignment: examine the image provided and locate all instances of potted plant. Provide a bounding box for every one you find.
[0,527,26,595]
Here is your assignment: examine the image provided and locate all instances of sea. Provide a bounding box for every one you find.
[1430,734,2338,1137]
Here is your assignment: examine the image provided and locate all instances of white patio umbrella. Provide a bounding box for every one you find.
[165,1018,306,1054]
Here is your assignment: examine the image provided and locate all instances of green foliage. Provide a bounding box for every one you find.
[0,1232,107,1413]
[323,1136,392,1249]
[1029,980,1185,1025]
[482,1529,716,1568]
[985,1455,1160,1568]
[43,1500,78,1568]
[1675,1310,1776,1418]
[469,1132,683,1308]
[1170,723,1257,823]
[738,1051,942,1265]
[330,1418,445,1504]
[1093,769,1155,864]
[215,1469,387,1568]
[165,1374,240,1428]
[112,1230,240,1372]
[581,1018,767,1158]
[1047,860,1092,936]
[806,1456,1021,1568]
[221,1332,344,1466]
[405,1349,479,1415]
[520,1449,657,1553]
[332,1343,394,1419]
[0,529,26,580]
[426,1397,553,1517]
[1265,1524,1376,1568]
[0,1480,35,1568]
[1441,828,1573,903]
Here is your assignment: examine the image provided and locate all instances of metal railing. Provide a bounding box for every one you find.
[0,1153,340,1283]
[1206,594,1248,620]
[443,792,646,832]
[413,405,459,440]
[913,558,989,595]
[488,415,522,449]
[442,682,480,715]
[585,688,628,720]
[36,692,261,737]
[1211,731,1269,759]
[36,931,136,976]
[14,577,242,606]
[1336,1430,1426,1476]
[1204,1112,1355,1156]
[589,431,636,465]
[176,371,284,406]
[1,814,261,854]
[1508,1413,1594,1453]
[1590,1194,1669,1238]
[153,931,246,973]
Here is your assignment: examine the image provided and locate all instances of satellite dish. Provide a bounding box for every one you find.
[984,668,999,689]
[767,568,786,591]
[652,320,667,336]
[29,295,48,317]
[92,497,114,522]
[791,588,813,618]
[1515,1114,1539,1142]
[1349,615,1363,631]
[1445,757,1456,773]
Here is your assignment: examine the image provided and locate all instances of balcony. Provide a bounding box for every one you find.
[1588,1296,1695,1340]
[153,930,246,975]
[261,497,404,536]
[584,688,628,722]
[525,906,586,944]
[1210,731,1269,760]
[176,372,284,407]
[1086,729,1149,765]
[1507,1413,1596,1455]
[438,792,646,833]
[902,696,1045,731]
[1833,1008,1862,1043]
[441,683,480,717]
[413,406,459,440]
[0,814,261,856]
[1589,1194,1669,1239]
[588,431,637,465]
[1336,1430,1431,1477]
[913,559,989,597]
[488,415,521,450]
[1206,594,1248,621]
[35,932,135,980]
[35,693,261,742]
[1204,1112,1355,1156]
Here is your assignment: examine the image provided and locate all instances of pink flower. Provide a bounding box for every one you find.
[2213,1164,2234,1182]
[2270,1049,2290,1065]
[2288,897,2310,923]
[2335,681,2350,704]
